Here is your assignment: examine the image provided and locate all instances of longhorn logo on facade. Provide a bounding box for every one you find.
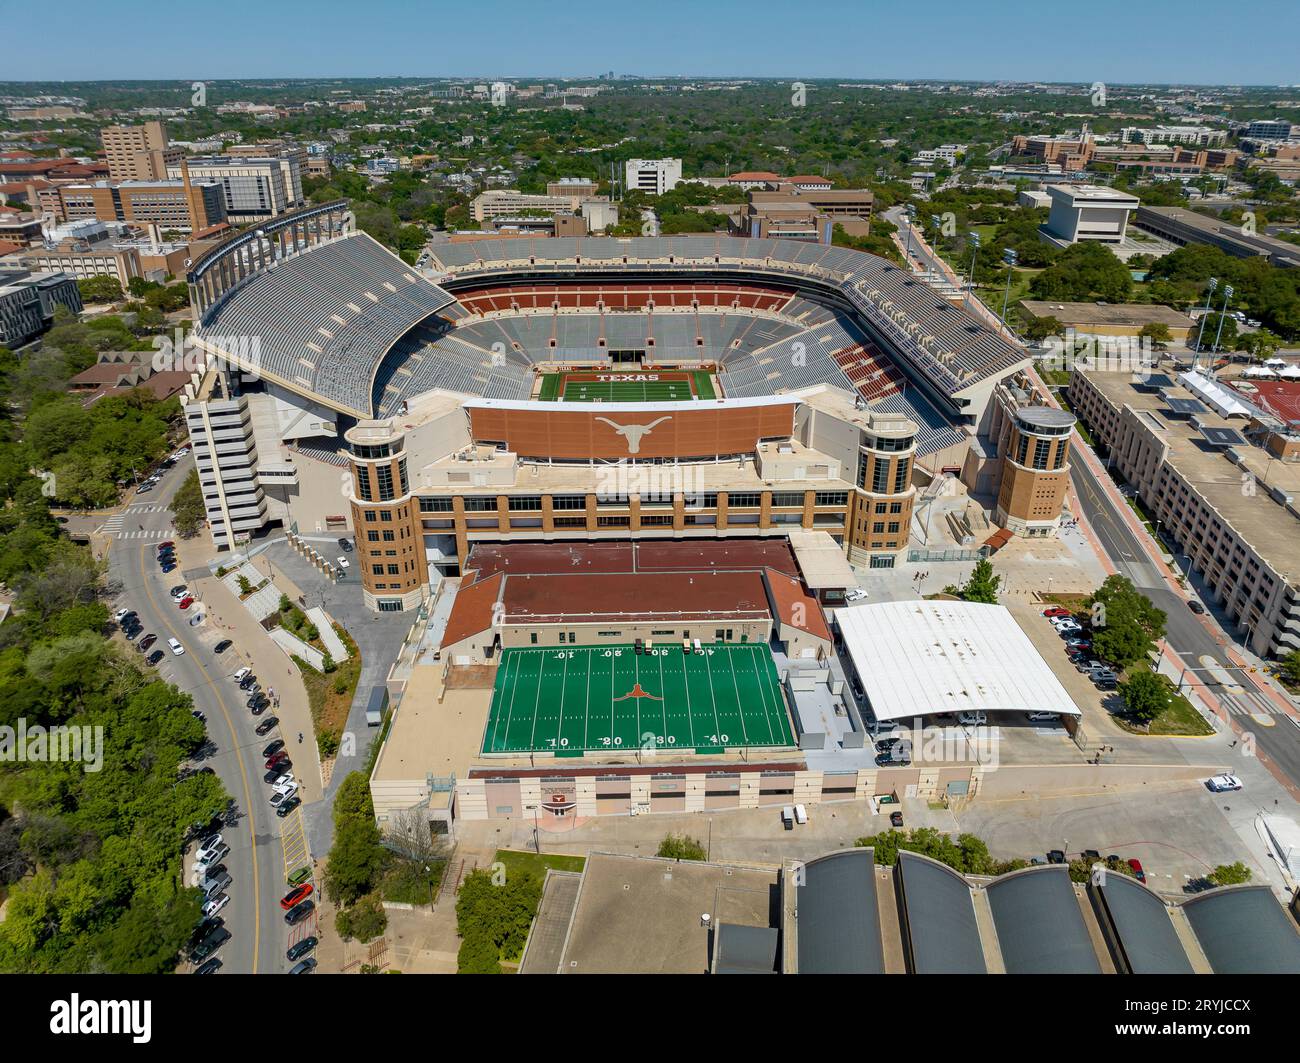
[594,415,671,454]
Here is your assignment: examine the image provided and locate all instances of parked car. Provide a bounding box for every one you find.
[1206,774,1243,792]
[1046,849,1066,864]
[287,936,318,961]
[202,894,230,919]
[232,666,251,684]
[338,538,353,552]
[203,873,232,899]
[284,898,315,925]
[844,588,868,602]
[280,883,314,910]
[158,541,174,550]
[214,640,233,654]
[336,556,350,570]
[188,927,230,965]
[160,562,177,574]
[196,839,227,867]
[1127,858,1146,883]
[170,586,188,600]
[178,596,195,610]
[958,711,987,726]
[113,608,133,623]
[263,740,285,758]
[193,958,222,975]
[191,709,206,723]
[287,867,312,888]
[1064,637,1091,649]
[146,650,165,666]
[254,716,280,736]
[1025,711,1060,722]
[889,810,904,828]
[139,633,157,651]
[289,958,317,974]
[1042,607,1072,619]
[276,796,302,819]
[270,786,299,808]
[250,699,270,717]
[1188,600,1206,615]
[167,637,184,655]
[266,751,289,769]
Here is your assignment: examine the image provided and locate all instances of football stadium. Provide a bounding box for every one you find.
[180,200,1086,831]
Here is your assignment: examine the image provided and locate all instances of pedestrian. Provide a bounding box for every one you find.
[298,732,303,743]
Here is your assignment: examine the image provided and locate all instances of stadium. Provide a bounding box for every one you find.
[179,200,1086,827]
[183,200,1068,610]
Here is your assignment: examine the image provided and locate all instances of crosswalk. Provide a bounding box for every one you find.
[1220,689,1291,720]
[95,504,174,539]
[115,527,177,540]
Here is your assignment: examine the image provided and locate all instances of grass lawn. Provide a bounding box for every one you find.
[1114,660,1214,736]
[1040,592,1091,612]
[494,849,587,879]
[292,623,362,757]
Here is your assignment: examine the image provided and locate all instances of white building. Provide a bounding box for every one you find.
[624,158,682,196]
[1040,184,1139,247]
[913,144,967,166]
[1120,125,1227,147]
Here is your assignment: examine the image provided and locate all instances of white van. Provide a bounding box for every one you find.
[232,666,251,683]
[693,638,703,655]
[781,806,795,830]
[793,804,808,825]
[957,711,987,726]
[167,638,184,656]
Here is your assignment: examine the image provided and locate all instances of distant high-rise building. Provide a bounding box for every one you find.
[168,153,304,223]
[623,158,682,196]
[101,120,184,182]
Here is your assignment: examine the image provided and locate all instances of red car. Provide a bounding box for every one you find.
[157,541,174,550]
[1127,858,1146,883]
[280,883,314,910]
[1043,607,1072,619]
[178,596,195,610]
[266,752,290,770]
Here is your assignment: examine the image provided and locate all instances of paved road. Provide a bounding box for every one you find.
[1069,451,1300,792]
[106,462,293,975]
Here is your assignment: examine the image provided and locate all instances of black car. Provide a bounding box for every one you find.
[188,926,231,964]
[1046,849,1067,864]
[254,716,280,736]
[284,898,315,925]
[276,795,302,819]
[289,958,317,974]
[146,650,165,666]
[191,709,206,723]
[194,958,222,975]
[239,675,257,691]
[875,736,906,751]
[189,916,224,948]
[889,810,904,828]
[170,585,187,597]
[139,633,158,651]
[338,537,353,551]
[264,767,291,784]
[286,936,318,961]
[263,740,285,758]
[250,700,270,717]
[1188,600,1206,615]
[875,750,911,767]
[214,640,233,654]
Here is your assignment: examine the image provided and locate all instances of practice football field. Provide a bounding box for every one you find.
[482,643,793,755]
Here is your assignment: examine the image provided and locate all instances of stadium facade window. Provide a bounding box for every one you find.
[597,515,630,527]
[890,502,903,514]
[508,496,542,511]
[377,599,403,612]
[870,555,895,569]
[419,497,453,512]
[553,516,586,528]
[364,510,377,522]
[814,491,848,507]
[375,465,395,501]
[367,530,379,542]
[1052,441,1068,470]
[893,459,910,493]
[356,470,373,501]
[382,529,395,542]
[771,491,805,508]
[872,459,890,493]
[1032,438,1051,470]
[1016,433,1030,465]
[351,443,392,460]
[398,457,408,495]
[552,495,586,510]
[727,492,761,508]
[463,497,497,512]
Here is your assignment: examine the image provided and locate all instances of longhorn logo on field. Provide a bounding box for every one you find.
[594,415,671,454]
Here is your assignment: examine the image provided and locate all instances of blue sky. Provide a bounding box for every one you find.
[12,0,1298,84]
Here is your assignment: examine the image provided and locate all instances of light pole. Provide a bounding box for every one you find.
[1192,277,1218,367]
[1000,247,1019,331]
[903,205,917,264]
[965,231,981,293]
[1211,284,1234,354]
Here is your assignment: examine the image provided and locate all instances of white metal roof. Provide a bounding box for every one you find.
[834,600,1082,721]
[1177,371,1254,419]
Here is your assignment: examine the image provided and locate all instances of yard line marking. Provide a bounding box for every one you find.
[528,650,545,750]
[727,646,750,744]
[584,648,592,750]
[703,646,722,743]
[747,644,777,744]
[496,648,522,751]
[658,650,668,747]
[556,649,570,750]
[680,648,696,747]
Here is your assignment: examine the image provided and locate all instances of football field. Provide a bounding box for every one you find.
[483,643,793,755]
[537,370,716,402]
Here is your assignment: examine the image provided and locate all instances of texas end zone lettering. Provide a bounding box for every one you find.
[50,994,152,1043]
[595,373,659,382]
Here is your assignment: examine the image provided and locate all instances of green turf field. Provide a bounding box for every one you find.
[536,371,716,402]
[483,643,793,755]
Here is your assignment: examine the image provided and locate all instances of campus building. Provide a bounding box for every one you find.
[100,120,184,182]
[1068,369,1300,658]
[168,153,304,223]
[624,158,681,196]
[1039,184,1139,247]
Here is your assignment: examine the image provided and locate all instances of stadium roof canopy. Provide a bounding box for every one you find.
[834,600,1081,721]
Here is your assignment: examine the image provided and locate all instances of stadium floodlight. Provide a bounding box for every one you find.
[1192,276,1219,364]
[1211,284,1234,353]
[1000,248,1019,328]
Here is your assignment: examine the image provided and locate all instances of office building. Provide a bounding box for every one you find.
[101,120,184,182]
[624,158,682,196]
[1039,184,1139,246]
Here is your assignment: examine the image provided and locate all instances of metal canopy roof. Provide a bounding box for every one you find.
[986,866,1102,974]
[834,600,1082,721]
[795,849,883,974]
[1183,886,1300,974]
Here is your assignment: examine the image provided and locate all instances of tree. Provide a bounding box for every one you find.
[335,892,387,942]
[1029,241,1133,303]
[1279,650,1300,688]
[1118,670,1169,724]
[1138,322,1171,351]
[457,929,502,974]
[944,559,1000,604]
[657,833,707,861]
[1208,861,1252,887]
[76,275,122,304]
[1234,328,1281,362]
[325,816,386,906]
[1023,314,1064,343]
[1196,312,1238,351]
[1086,575,1166,667]
[170,469,204,538]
